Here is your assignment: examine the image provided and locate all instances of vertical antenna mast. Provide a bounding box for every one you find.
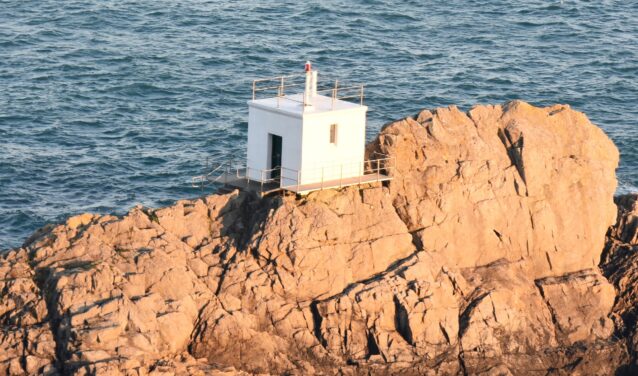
[304,61,313,107]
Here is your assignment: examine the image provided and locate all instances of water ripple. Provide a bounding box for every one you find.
[1,0,637,249]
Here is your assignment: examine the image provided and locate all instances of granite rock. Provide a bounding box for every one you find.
[0,101,631,375]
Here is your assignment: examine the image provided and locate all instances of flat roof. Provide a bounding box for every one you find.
[248,93,367,117]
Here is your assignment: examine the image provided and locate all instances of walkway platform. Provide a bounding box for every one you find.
[283,173,392,194]
[218,176,282,196]
[219,172,392,196]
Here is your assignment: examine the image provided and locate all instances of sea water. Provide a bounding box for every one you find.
[1,0,637,249]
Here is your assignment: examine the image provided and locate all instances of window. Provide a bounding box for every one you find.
[330,123,338,144]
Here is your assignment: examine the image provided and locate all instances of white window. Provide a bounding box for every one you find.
[330,123,338,144]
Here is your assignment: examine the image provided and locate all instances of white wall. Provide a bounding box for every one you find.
[300,107,367,184]
[247,102,367,188]
[246,105,302,184]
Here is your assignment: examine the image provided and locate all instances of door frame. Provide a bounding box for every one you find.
[268,133,282,182]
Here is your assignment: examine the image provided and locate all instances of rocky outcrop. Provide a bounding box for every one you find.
[602,194,638,373]
[0,101,633,375]
[367,101,618,277]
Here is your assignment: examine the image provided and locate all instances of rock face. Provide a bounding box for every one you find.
[602,194,638,373]
[368,101,618,277]
[0,101,633,375]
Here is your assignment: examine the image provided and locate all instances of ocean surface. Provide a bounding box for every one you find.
[1,0,637,250]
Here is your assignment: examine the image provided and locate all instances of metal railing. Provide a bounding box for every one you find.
[251,73,365,109]
[280,155,395,192]
[192,150,245,190]
[193,153,395,195]
[252,73,306,100]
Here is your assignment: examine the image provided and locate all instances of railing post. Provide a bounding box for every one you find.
[226,165,231,184]
[297,170,301,193]
[360,85,364,106]
[321,167,324,190]
[359,162,363,185]
[279,76,285,108]
[331,88,335,110]
[339,164,343,188]
[252,81,256,100]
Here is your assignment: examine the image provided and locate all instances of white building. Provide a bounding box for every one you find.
[195,62,393,195]
[247,66,370,190]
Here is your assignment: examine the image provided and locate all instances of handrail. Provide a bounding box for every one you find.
[194,153,395,194]
[251,73,365,108]
[279,155,396,192]
[192,150,245,189]
[252,73,306,84]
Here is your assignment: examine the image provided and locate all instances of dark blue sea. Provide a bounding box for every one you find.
[1,0,637,250]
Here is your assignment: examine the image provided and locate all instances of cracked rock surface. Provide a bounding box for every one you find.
[1,101,635,375]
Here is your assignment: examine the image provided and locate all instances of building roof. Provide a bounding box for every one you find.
[248,93,366,118]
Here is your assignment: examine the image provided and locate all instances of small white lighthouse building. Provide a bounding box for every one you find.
[246,62,371,190]
[195,62,393,195]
